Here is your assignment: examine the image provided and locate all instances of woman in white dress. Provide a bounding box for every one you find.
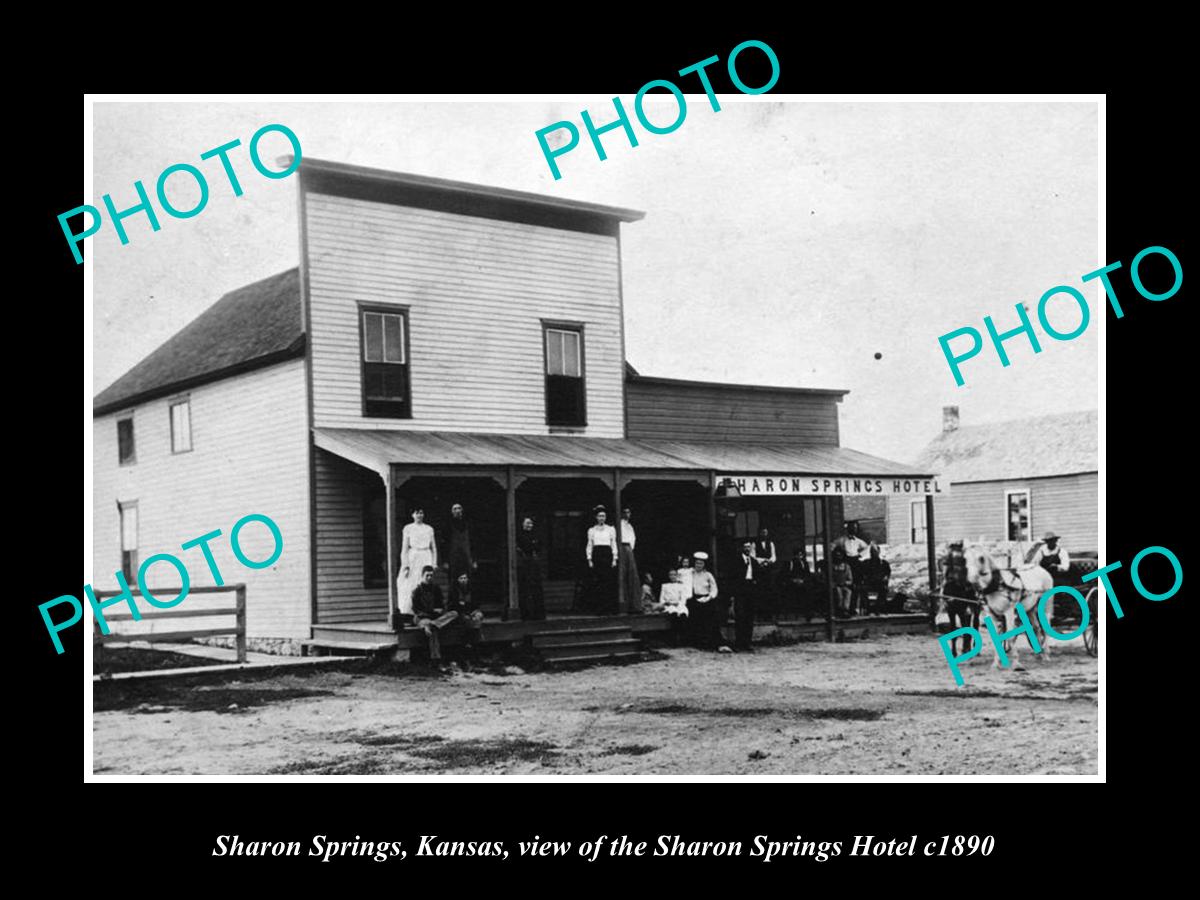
[397,507,438,620]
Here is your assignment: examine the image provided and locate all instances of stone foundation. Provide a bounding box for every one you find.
[194,636,304,657]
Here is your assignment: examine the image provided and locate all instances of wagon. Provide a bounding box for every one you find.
[1047,553,1099,657]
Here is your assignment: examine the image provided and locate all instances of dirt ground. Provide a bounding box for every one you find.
[92,634,1097,776]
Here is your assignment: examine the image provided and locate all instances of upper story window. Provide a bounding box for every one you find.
[544,324,586,428]
[361,306,411,418]
[170,398,192,453]
[117,417,136,465]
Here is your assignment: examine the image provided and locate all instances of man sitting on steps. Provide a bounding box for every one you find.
[411,565,454,668]
[448,572,485,656]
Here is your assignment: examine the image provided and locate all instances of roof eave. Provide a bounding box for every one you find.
[92,339,306,418]
[290,155,645,223]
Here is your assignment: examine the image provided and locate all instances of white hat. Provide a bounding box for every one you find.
[693,551,709,560]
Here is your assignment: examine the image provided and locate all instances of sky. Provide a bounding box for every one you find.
[91,99,1099,463]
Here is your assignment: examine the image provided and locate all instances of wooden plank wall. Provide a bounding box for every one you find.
[625,379,841,445]
[886,472,1098,552]
[92,360,311,639]
[313,448,389,623]
[305,192,625,437]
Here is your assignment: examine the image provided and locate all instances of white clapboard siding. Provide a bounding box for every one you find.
[91,360,311,639]
[885,472,1098,552]
[304,192,625,436]
[313,447,388,623]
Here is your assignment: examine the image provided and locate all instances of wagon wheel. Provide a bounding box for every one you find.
[1083,586,1098,657]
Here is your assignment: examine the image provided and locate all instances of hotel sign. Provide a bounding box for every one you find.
[718,475,946,497]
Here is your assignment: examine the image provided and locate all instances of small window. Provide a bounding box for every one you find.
[910,500,928,544]
[170,399,192,453]
[361,306,411,418]
[119,501,139,584]
[1006,490,1031,542]
[544,324,586,427]
[117,417,135,465]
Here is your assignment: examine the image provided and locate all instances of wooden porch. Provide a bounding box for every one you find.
[303,611,931,658]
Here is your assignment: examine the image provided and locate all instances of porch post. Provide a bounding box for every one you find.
[708,471,719,577]
[385,464,396,630]
[506,465,519,621]
[823,496,835,642]
[614,467,627,613]
[925,494,937,597]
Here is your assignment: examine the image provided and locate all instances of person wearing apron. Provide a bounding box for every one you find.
[396,508,437,627]
[1032,530,1070,576]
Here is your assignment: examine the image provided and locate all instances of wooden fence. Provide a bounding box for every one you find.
[92,584,247,664]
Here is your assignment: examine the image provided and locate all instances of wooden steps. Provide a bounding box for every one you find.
[303,637,397,657]
[529,625,644,666]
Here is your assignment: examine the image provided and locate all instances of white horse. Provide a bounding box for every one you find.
[965,546,1055,669]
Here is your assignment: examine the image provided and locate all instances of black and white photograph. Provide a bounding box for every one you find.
[86,96,1100,777]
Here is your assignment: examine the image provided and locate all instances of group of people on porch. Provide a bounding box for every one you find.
[393,500,898,661]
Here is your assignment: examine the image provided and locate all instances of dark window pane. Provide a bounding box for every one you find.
[122,550,138,584]
[364,361,410,418]
[546,374,585,426]
[364,312,383,362]
[118,419,135,464]
[364,366,386,399]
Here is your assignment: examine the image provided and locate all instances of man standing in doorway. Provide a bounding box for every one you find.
[834,521,869,615]
[734,540,762,652]
[445,502,476,586]
[752,526,779,616]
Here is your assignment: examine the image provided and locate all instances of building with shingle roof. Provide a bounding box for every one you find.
[886,406,1098,552]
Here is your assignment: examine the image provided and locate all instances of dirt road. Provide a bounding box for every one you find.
[92,634,1097,775]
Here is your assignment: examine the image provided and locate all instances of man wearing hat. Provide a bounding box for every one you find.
[937,539,977,654]
[1031,531,1070,574]
[687,551,732,653]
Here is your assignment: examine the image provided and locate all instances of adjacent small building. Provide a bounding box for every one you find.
[886,406,1098,554]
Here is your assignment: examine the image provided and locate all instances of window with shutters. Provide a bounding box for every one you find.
[360,305,411,419]
[543,323,586,428]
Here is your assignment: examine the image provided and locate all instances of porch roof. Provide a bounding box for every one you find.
[313,428,936,481]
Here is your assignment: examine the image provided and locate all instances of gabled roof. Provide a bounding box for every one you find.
[915,410,1098,483]
[93,269,304,416]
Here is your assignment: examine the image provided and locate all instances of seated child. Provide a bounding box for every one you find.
[658,568,690,617]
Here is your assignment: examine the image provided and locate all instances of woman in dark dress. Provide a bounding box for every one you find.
[585,506,619,614]
[516,516,545,621]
